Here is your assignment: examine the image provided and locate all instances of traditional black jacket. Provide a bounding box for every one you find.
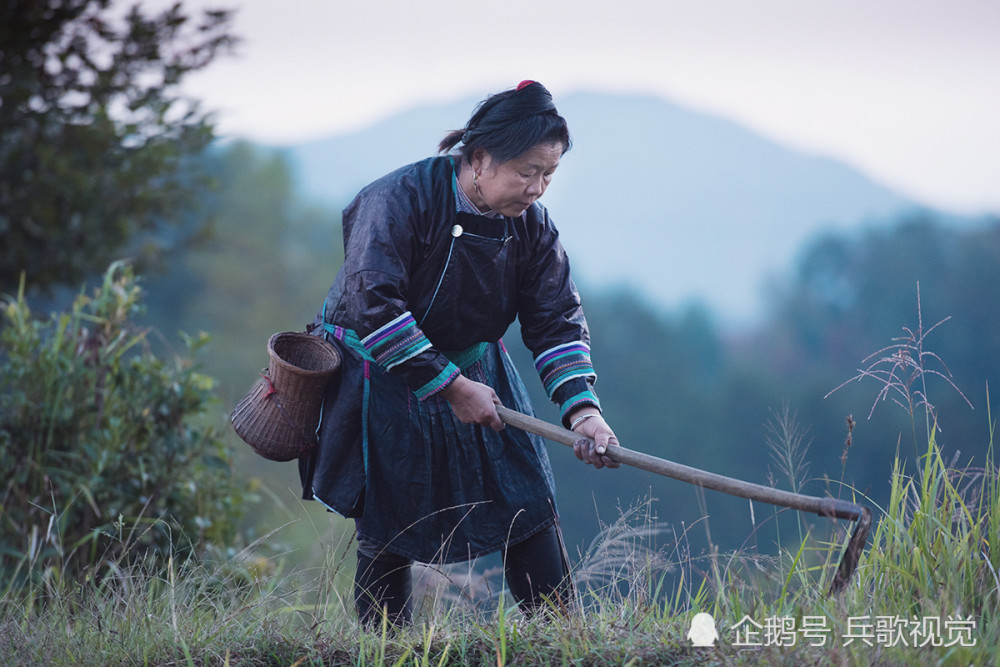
[300,156,599,559]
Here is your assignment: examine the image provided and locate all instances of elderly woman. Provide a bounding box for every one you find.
[300,81,618,626]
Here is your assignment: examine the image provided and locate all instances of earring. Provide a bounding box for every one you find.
[473,171,481,194]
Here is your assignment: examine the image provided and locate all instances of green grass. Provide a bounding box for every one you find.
[2,414,996,666]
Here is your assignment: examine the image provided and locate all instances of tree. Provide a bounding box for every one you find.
[0,0,236,293]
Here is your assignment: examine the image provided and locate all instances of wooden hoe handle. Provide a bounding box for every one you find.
[496,405,871,594]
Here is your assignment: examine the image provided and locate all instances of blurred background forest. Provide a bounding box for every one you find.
[3,0,998,580]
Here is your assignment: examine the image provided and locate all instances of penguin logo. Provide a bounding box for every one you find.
[687,612,719,647]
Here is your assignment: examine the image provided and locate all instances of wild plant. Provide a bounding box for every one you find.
[765,402,812,497]
[825,282,973,448]
[813,284,997,662]
[572,497,673,614]
[0,262,248,588]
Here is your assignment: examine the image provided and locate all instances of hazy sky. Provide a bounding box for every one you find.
[171,0,1000,214]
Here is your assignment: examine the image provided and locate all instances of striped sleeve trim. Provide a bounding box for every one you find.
[534,341,597,399]
[361,311,432,371]
[559,390,601,422]
[414,362,461,400]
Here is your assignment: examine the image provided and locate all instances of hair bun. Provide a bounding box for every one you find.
[438,81,569,160]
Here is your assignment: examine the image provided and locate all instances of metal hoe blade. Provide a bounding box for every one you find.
[497,406,871,594]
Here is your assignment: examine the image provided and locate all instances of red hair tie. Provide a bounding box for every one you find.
[516,80,535,90]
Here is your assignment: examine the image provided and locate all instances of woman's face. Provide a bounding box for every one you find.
[471,142,563,217]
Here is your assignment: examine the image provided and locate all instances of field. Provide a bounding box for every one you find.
[2,419,995,666]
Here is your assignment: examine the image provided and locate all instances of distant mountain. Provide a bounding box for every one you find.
[281,92,931,324]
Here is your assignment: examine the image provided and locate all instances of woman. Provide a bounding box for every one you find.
[299,81,619,626]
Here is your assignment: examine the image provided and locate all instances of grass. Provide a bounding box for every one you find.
[2,416,997,666]
[3,288,997,665]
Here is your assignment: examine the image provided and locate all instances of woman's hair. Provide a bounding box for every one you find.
[438,81,571,163]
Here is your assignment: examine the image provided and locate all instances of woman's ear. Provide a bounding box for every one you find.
[470,148,490,174]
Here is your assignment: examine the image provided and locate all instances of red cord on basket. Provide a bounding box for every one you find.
[260,372,277,399]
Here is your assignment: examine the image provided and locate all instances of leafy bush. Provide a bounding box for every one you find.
[0,262,247,586]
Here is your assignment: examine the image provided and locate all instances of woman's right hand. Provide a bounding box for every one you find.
[440,374,504,431]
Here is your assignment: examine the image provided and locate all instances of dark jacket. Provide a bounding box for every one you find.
[301,155,599,528]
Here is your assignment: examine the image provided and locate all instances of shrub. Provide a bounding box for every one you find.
[0,262,247,587]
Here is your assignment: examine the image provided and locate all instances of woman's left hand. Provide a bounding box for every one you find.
[569,411,621,469]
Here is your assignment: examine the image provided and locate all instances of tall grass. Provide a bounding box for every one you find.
[3,429,995,666]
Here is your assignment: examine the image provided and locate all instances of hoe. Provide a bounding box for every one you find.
[497,406,872,594]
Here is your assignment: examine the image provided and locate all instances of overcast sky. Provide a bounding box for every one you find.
[171,0,1000,214]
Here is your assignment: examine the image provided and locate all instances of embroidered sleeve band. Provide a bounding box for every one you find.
[361,311,432,371]
[560,389,601,422]
[414,362,461,400]
[534,341,597,399]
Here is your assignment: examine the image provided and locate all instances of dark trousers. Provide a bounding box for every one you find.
[354,523,572,626]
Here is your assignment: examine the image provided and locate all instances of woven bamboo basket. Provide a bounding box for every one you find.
[231,332,341,461]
